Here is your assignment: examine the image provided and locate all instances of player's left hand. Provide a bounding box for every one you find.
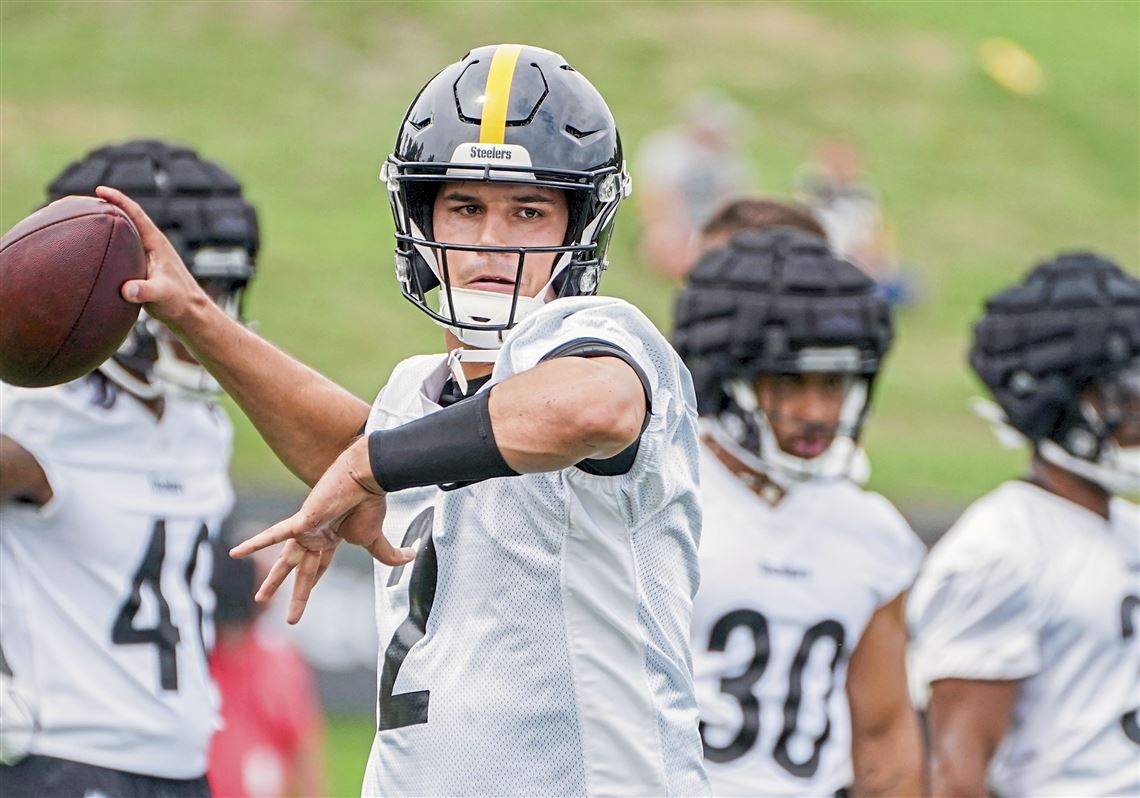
[230,436,416,623]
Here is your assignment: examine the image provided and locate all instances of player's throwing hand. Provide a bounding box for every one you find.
[230,437,416,623]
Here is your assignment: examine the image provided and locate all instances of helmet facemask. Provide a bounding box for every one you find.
[1038,361,1140,494]
[102,268,248,403]
[708,347,875,488]
[383,158,629,349]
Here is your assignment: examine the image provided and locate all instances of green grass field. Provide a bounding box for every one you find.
[3,2,1137,791]
[2,1,1137,508]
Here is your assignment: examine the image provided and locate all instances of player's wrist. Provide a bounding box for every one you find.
[368,389,519,492]
[346,437,385,496]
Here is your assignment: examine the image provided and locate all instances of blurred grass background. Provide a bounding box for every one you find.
[3,1,1137,506]
[2,3,1137,791]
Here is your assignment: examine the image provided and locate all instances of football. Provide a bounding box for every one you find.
[0,196,146,387]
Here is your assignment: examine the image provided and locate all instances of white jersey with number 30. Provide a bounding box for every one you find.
[691,444,925,797]
[361,297,708,797]
[0,377,233,778]
[908,481,1140,798]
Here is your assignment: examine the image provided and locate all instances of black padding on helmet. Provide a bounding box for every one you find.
[46,139,259,281]
[673,228,894,415]
[970,252,1140,443]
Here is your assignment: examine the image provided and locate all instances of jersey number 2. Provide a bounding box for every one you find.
[1121,594,1140,745]
[378,507,438,731]
[111,520,209,691]
[702,608,845,778]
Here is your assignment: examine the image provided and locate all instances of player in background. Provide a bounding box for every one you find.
[673,225,926,797]
[207,540,326,798]
[97,44,708,795]
[693,196,827,258]
[0,140,258,796]
[908,253,1140,797]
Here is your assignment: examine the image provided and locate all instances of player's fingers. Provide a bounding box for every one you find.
[286,549,323,625]
[94,186,175,254]
[254,549,299,603]
[366,534,417,567]
[230,514,308,558]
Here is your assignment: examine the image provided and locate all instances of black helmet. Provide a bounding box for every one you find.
[46,139,259,399]
[673,228,893,486]
[381,44,631,349]
[970,252,1140,491]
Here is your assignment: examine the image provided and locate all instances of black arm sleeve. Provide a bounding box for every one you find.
[368,389,519,492]
[539,337,652,477]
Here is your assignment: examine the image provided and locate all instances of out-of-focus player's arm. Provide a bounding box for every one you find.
[926,678,1017,798]
[95,186,369,487]
[0,435,52,507]
[846,592,924,798]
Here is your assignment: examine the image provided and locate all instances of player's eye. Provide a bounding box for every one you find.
[517,207,542,220]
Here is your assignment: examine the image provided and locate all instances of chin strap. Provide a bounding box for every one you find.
[446,347,498,395]
[98,358,163,400]
[721,378,872,488]
[971,397,1140,494]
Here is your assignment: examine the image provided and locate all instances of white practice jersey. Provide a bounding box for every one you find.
[361,297,708,797]
[0,376,233,778]
[692,445,925,797]
[909,481,1140,798]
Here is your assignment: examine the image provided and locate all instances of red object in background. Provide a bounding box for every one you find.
[208,628,325,798]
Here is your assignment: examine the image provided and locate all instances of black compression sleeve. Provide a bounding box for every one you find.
[367,389,519,492]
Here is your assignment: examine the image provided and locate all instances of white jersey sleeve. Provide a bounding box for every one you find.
[854,490,926,609]
[908,481,1140,798]
[908,494,1045,683]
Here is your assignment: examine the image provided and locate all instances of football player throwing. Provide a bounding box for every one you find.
[98,45,708,796]
[673,228,926,797]
[0,140,258,797]
[908,253,1140,797]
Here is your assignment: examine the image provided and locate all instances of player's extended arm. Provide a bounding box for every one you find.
[0,435,52,508]
[926,678,1017,798]
[846,592,924,798]
[233,355,648,622]
[95,187,369,486]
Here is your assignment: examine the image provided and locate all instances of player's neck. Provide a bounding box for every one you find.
[1026,454,1111,520]
[703,434,786,506]
[443,331,496,381]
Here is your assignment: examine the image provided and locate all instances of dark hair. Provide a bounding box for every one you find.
[698,197,827,255]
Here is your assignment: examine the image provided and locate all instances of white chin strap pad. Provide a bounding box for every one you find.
[971,397,1140,495]
[437,286,547,349]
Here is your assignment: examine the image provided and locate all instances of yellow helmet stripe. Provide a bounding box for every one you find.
[479,44,523,145]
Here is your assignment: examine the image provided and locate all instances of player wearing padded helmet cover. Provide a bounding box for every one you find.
[673,228,925,797]
[0,140,258,797]
[97,44,707,796]
[908,253,1140,798]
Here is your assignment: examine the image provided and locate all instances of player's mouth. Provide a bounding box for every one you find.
[466,274,519,295]
[785,435,831,459]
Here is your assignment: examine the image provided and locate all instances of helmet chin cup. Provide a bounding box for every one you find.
[437,285,547,350]
[972,396,1140,495]
[1039,438,1140,495]
[721,378,871,488]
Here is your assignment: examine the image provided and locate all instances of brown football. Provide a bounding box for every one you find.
[0,196,146,387]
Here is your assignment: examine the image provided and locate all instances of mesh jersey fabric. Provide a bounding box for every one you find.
[0,376,233,778]
[908,481,1140,798]
[361,297,708,796]
[691,444,924,796]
